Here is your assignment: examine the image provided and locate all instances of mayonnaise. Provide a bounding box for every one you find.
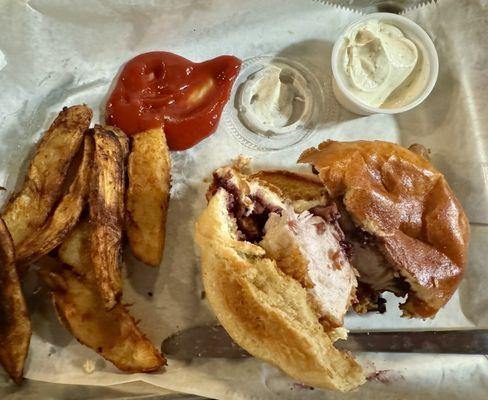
[238,63,312,135]
[340,20,421,108]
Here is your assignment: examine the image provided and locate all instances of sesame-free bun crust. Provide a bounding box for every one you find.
[251,170,325,202]
[195,189,365,392]
[299,140,470,318]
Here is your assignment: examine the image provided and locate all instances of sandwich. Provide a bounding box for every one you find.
[195,166,365,391]
[194,140,470,391]
[299,140,470,318]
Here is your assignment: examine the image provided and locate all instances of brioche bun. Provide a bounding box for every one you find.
[299,140,470,317]
[196,168,365,391]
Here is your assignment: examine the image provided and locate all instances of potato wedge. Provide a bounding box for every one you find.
[105,125,129,159]
[38,258,165,373]
[2,105,92,246]
[126,128,171,267]
[58,220,92,279]
[89,126,126,309]
[0,218,31,383]
[104,125,129,226]
[15,135,93,265]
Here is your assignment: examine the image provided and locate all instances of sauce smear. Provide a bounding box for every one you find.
[106,52,241,150]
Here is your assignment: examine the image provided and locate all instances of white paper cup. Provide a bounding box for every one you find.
[331,13,439,116]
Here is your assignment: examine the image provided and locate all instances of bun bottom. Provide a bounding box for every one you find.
[195,189,365,392]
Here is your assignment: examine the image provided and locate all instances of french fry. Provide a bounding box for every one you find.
[15,135,93,265]
[2,105,92,246]
[126,128,171,266]
[0,218,31,383]
[38,255,165,373]
[89,126,126,309]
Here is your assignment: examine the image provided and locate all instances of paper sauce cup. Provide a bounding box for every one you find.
[331,13,439,116]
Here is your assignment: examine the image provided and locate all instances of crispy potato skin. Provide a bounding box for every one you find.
[15,136,94,265]
[0,218,31,383]
[105,125,129,159]
[89,127,126,309]
[2,105,92,246]
[38,254,165,373]
[104,125,129,227]
[126,128,171,267]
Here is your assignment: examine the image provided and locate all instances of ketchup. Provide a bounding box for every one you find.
[106,52,241,150]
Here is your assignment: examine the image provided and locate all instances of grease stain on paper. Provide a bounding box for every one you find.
[366,369,404,384]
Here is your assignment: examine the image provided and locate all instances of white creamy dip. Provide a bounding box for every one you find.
[238,63,312,135]
[341,19,421,108]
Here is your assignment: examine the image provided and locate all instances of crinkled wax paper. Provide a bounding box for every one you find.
[0,0,487,398]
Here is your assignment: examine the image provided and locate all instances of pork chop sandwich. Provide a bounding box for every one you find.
[194,140,470,392]
[195,166,365,391]
[299,140,470,318]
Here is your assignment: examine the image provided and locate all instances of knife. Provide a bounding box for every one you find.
[316,0,436,14]
[162,325,488,359]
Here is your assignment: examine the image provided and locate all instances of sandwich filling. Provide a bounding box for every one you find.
[335,203,410,313]
[210,166,416,319]
[209,168,358,330]
[348,228,411,314]
[261,207,357,328]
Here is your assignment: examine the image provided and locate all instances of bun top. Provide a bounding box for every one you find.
[299,140,470,317]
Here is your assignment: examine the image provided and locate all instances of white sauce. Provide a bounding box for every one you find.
[340,20,425,108]
[238,63,312,135]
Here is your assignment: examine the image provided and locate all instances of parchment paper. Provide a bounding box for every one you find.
[0,0,487,398]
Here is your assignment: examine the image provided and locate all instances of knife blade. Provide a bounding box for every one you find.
[162,325,488,359]
[315,0,436,14]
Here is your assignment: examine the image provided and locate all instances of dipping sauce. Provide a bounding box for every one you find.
[339,20,428,108]
[238,63,312,136]
[106,52,241,150]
